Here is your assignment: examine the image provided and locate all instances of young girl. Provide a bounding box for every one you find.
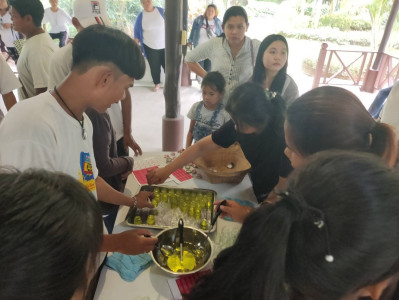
[186,71,230,148]
[187,151,399,300]
[148,82,290,202]
[217,86,398,223]
[252,34,299,106]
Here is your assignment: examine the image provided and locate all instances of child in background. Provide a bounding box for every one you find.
[186,71,230,148]
[188,151,399,300]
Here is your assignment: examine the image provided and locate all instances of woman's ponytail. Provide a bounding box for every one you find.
[369,122,398,167]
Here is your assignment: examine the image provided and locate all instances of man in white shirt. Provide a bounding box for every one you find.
[48,0,142,156]
[0,55,20,123]
[42,0,72,47]
[0,25,157,255]
[9,0,57,99]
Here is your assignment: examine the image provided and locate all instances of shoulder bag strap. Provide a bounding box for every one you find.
[250,39,254,71]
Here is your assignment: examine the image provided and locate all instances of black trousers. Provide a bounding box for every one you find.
[7,47,19,63]
[143,43,165,85]
[50,31,68,47]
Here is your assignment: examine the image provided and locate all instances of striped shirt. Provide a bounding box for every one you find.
[186,36,261,104]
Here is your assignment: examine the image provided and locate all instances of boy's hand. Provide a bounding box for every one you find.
[134,191,154,208]
[214,199,253,224]
[124,133,142,156]
[116,229,158,254]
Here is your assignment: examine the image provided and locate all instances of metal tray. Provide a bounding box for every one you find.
[125,185,216,233]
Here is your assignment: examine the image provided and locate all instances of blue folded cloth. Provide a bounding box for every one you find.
[105,252,153,282]
[223,198,256,222]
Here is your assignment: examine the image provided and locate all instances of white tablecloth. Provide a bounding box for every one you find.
[94,153,256,300]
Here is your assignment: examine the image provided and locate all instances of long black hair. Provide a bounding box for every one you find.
[252,34,289,94]
[187,151,399,300]
[0,169,103,300]
[225,81,285,136]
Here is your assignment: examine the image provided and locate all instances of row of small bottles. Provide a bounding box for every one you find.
[132,187,215,230]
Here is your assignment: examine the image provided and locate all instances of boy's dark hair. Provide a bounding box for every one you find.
[252,34,289,94]
[9,0,44,27]
[72,25,146,79]
[201,71,225,94]
[0,168,103,300]
[188,151,399,300]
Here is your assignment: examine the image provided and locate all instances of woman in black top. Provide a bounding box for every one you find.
[147,82,291,202]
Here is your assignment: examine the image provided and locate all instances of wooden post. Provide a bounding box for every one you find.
[180,0,191,87]
[362,0,399,93]
[162,0,184,151]
[312,43,328,89]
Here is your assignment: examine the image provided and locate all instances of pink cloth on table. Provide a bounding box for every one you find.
[172,168,193,182]
[133,166,158,184]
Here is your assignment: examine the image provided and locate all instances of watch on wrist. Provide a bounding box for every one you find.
[132,196,138,208]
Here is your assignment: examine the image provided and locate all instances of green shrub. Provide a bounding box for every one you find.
[278,28,371,47]
[319,14,371,31]
[256,0,282,3]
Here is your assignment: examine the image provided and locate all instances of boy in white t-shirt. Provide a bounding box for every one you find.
[0,55,20,123]
[48,0,142,156]
[0,25,158,254]
[9,0,57,99]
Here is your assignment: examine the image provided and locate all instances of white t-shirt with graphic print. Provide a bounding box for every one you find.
[0,91,108,266]
[0,91,98,191]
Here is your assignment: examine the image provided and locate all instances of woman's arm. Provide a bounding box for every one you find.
[264,177,287,204]
[186,119,196,148]
[89,111,133,178]
[147,135,221,184]
[185,39,214,78]
[2,91,17,111]
[102,229,158,254]
[121,89,142,156]
[282,75,299,106]
[187,62,207,78]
